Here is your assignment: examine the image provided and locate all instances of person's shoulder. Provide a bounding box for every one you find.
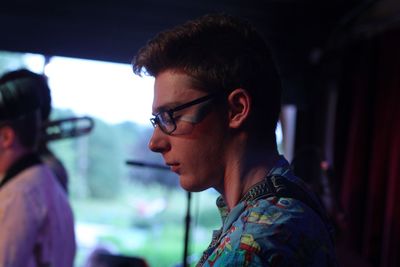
[239,196,332,244]
[0,165,52,220]
[246,196,312,217]
[8,164,61,197]
[16,164,53,183]
[238,197,336,265]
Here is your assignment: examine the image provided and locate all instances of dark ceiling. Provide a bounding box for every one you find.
[1,0,393,104]
[0,0,365,63]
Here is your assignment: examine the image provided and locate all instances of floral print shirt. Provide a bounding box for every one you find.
[197,156,337,267]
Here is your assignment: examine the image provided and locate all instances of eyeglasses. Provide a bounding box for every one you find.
[150,93,219,135]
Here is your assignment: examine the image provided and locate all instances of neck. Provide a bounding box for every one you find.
[221,142,279,210]
[0,147,32,178]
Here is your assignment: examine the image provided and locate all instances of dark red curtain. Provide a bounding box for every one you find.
[334,28,400,267]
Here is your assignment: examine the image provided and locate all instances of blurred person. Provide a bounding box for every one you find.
[84,246,149,267]
[0,70,76,266]
[291,146,345,234]
[0,68,69,193]
[132,13,337,266]
[84,246,112,267]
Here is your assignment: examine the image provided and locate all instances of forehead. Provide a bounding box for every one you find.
[152,70,202,112]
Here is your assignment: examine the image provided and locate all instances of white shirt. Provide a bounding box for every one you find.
[0,164,76,267]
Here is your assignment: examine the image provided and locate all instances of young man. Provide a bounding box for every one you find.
[0,71,76,267]
[132,14,337,266]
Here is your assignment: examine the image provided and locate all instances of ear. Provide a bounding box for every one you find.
[227,88,251,129]
[0,126,15,149]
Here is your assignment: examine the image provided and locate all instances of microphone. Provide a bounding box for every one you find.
[42,116,95,142]
[125,160,170,170]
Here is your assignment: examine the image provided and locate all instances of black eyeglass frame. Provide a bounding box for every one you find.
[150,93,220,135]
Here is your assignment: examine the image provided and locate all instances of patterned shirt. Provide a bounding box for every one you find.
[197,156,337,267]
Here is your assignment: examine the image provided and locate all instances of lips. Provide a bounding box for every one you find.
[166,162,180,173]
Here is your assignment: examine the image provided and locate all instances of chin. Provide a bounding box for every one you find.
[179,177,208,192]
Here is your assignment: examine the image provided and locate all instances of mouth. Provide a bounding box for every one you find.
[166,162,180,174]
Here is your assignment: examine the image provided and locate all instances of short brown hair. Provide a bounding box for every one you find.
[132,13,282,144]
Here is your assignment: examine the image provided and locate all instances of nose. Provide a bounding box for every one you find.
[148,127,171,153]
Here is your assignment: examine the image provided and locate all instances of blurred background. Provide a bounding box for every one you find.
[0,0,399,266]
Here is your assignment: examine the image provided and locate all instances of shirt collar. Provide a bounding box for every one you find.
[215,155,292,226]
[0,153,41,189]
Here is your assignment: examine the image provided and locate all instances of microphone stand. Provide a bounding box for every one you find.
[126,160,191,267]
[183,191,191,267]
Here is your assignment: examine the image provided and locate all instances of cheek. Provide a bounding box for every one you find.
[171,111,229,186]
[177,136,226,191]
[187,122,227,168]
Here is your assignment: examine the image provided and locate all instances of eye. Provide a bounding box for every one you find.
[170,107,187,118]
[171,113,184,122]
[159,112,174,124]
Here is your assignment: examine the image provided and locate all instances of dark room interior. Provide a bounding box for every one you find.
[1,0,399,266]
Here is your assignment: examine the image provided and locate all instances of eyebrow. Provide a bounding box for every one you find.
[152,93,219,115]
[152,101,184,115]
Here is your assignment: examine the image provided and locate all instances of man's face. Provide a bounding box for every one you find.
[149,70,228,192]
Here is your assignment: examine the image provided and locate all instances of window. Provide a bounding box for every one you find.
[0,51,286,267]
